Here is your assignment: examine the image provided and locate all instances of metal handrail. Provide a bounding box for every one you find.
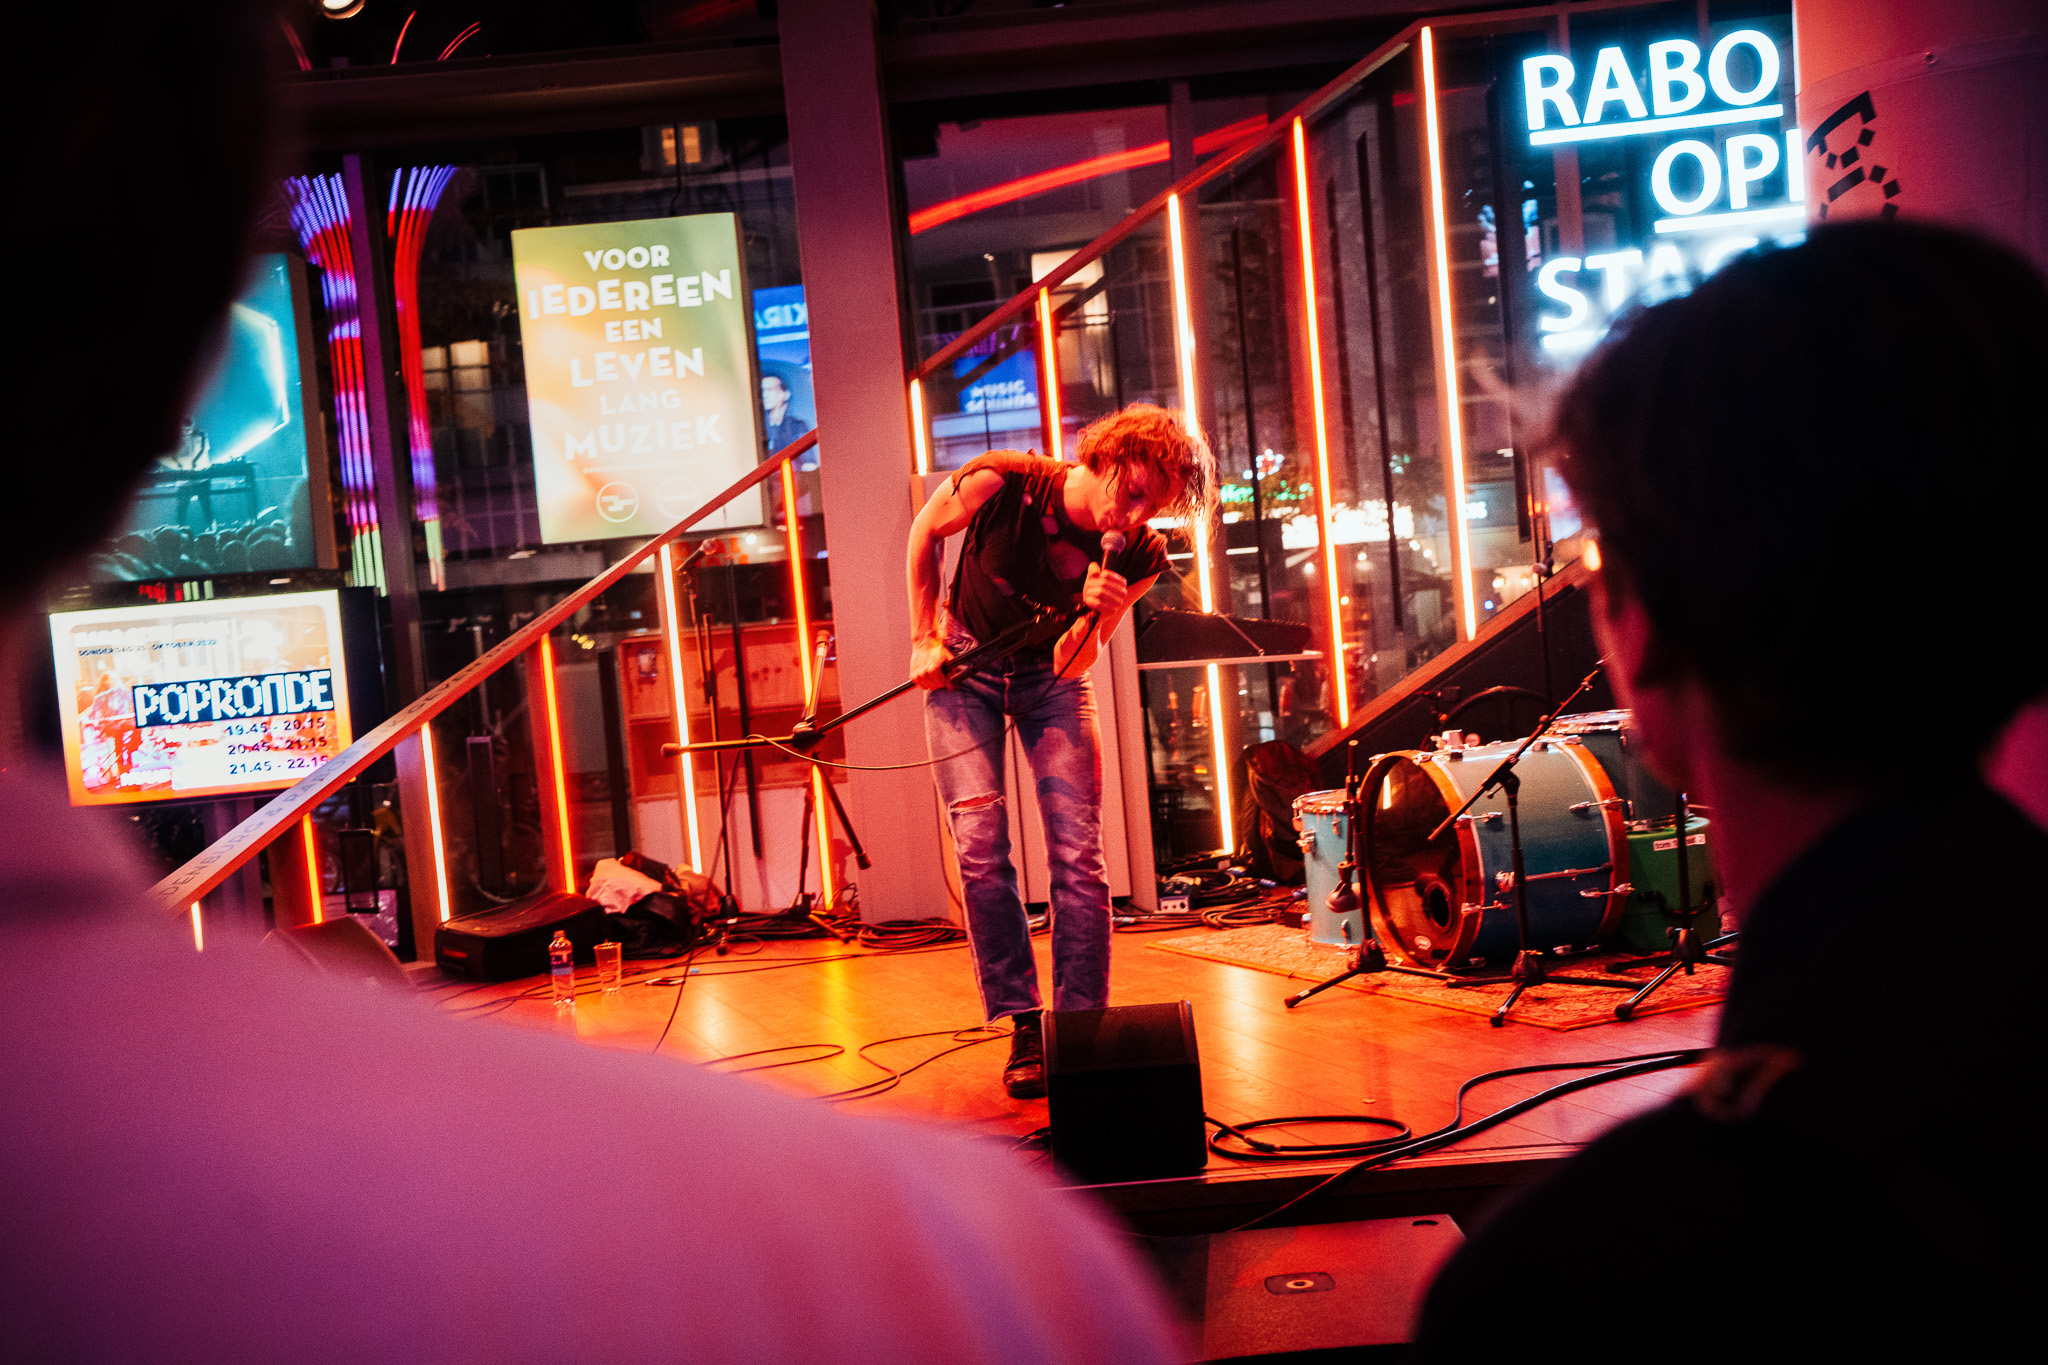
[151,431,815,913]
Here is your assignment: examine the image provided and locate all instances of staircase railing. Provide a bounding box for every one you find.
[152,432,813,915]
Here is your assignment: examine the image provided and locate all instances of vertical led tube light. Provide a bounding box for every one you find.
[1420,26,1479,641]
[1291,118,1352,726]
[284,174,385,589]
[656,542,705,873]
[781,462,835,905]
[1037,287,1065,459]
[418,723,453,922]
[538,636,576,891]
[1164,195,1216,614]
[909,377,931,476]
[1166,191,1236,854]
[190,903,204,952]
[301,817,323,923]
[387,164,458,591]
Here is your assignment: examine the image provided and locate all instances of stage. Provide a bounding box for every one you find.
[427,921,1717,1236]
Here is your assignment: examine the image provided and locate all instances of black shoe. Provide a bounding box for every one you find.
[1003,1012,1046,1099]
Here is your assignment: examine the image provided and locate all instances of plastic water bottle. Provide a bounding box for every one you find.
[549,930,575,1007]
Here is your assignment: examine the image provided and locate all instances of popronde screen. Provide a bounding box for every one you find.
[49,591,354,806]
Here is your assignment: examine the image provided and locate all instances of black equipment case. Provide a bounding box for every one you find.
[434,891,609,982]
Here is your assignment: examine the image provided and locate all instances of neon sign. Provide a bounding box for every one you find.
[1524,32,1781,144]
[1523,27,1802,355]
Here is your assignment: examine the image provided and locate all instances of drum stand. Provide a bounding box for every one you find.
[1433,665,1641,1027]
[1609,792,1738,1020]
[1285,743,1457,1009]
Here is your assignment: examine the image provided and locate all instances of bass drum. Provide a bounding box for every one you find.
[1293,789,1367,947]
[1364,739,1629,968]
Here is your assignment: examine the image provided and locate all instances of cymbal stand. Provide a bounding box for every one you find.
[1285,741,1455,1009]
[1434,664,1641,1026]
[1610,790,1738,1020]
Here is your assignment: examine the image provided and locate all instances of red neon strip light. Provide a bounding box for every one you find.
[781,462,834,904]
[390,10,416,64]
[909,116,1268,235]
[539,637,575,890]
[1037,288,1064,459]
[301,817,322,923]
[439,22,481,60]
[1292,119,1351,726]
[1420,28,1480,641]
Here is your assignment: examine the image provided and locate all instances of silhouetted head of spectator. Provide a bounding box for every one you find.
[23,0,284,594]
[1552,220,2048,786]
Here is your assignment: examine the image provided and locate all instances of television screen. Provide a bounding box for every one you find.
[49,590,360,806]
[91,253,323,582]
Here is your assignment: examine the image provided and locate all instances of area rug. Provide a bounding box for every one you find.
[1147,923,1727,1030]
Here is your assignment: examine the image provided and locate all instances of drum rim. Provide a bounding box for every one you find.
[1293,788,1351,816]
[1362,751,1485,967]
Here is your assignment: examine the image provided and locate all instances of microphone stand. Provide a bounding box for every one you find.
[1609,789,1739,1020]
[663,607,1066,760]
[1432,663,1642,1026]
[662,604,1078,912]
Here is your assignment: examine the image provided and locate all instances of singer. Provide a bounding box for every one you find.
[906,404,1216,1098]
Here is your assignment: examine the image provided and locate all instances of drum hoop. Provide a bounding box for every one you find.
[1293,789,1347,817]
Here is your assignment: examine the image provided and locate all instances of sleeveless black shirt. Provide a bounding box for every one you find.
[944,451,1171,654]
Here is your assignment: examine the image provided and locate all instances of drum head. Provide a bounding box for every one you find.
[1364,757,1473,966]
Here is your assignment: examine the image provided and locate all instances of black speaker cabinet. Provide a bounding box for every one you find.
[1044,1001,1206,1184]
[434,891,608,982]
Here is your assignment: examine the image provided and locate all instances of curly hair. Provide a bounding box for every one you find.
[1074,403,1217,525]
[1552,220,2048,782]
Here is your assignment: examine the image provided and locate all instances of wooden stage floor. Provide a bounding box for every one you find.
[427,926,1717,1234]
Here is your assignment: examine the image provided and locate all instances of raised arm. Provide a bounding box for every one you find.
[907,468,1004,689]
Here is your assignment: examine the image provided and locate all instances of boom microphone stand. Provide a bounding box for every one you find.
[1432,663,1642,1026]
[663,604,1075,897]
[785,630,870,937]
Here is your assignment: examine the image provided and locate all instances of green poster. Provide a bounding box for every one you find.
[511,213,763,542]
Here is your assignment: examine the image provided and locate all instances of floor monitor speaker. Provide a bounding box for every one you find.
[1045,1000,1205,1184]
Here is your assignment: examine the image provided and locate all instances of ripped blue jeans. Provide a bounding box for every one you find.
[923,630,1111,1022]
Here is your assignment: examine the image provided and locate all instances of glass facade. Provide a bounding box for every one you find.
[62,0,1799,942]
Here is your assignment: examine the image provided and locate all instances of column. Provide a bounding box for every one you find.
[780,0,952,921]
[1794,0,2047,272]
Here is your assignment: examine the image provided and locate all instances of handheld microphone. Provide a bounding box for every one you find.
[1080,530,1129,635]
[1098,529,1127,575]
